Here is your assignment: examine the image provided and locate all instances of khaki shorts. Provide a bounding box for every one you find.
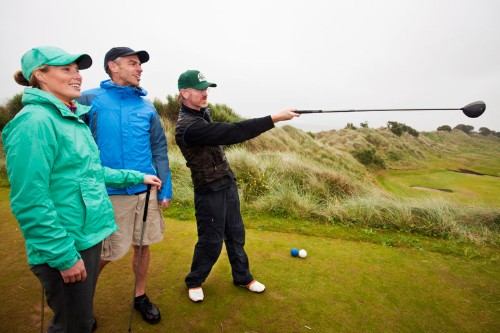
[102,189,165,261]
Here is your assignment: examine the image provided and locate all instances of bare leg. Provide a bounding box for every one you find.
[132,245,150,296]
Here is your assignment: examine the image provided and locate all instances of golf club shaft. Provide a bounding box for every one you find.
[128,184,152,333]
[296,108,460,114]
[296,101,485,118]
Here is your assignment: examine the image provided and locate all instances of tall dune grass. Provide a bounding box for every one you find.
[0,94,498,248]
[166,139,499,246]
[326,196,499,245]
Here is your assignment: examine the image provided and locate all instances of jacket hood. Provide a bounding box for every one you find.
[22,87,90,118]
[100,79,148,97]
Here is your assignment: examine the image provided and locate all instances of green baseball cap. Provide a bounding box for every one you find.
[21,46,92,81]
[178,70,217,90]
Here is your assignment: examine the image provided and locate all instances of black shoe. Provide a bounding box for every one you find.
[91,317,97,332]
[134,294,161,324]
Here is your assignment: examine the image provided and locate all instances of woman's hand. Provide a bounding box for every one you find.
[60,259,87,283]
[143,175,162,190]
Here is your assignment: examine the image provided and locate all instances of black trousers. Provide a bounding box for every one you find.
[185,183,254,288]
[30,242,101,333]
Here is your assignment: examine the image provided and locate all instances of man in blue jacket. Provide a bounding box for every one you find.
[78,47,172,324]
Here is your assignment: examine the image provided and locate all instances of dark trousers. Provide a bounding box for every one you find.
[30,242,101,333]
[185,183,254,288]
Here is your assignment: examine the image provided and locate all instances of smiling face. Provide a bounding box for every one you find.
[108,54,143,87]
[35,62,83,103]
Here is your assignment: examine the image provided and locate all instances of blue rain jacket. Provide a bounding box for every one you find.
[78,80,172,200]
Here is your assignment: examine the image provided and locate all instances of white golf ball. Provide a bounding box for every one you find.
[299,249,307,258]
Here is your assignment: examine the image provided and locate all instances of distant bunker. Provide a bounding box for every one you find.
[449,168,497,177]
[410,168,496,193]
[411,186,453,193]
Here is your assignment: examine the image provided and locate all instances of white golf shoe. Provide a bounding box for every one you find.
[243,280,266,293]
[188,287,204,302]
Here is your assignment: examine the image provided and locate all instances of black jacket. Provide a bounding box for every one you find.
[175,104,274,192]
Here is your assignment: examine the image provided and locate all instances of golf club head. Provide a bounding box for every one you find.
[461,101,486,118]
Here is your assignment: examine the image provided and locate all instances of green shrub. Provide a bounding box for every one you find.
[154,95,179,125]
[478,127,492,136]
[0,106,9,131]
[0,93,23,130]
[454,124,474,134]
[236,169,270,202]
[306,131,315,139]
[352,147,375,165]
[208,103,243,123]
[387,121,419,137]
[6,93,23,117]
[351,147,386,168]
[437,125,452,132]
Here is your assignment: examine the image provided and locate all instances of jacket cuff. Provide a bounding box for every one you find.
[57,252,81,271]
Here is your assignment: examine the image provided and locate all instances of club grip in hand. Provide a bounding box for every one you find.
[296,110,323,114]
[143,184,152,222]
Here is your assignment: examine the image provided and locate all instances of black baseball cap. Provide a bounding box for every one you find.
[104,47,149,72]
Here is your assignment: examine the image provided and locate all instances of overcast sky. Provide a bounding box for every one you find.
[1,0,498,132]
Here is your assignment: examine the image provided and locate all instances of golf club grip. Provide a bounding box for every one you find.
[296,110,323,114]
[143,184,152,222]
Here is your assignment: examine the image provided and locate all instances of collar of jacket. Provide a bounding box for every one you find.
[22,87,90,119]
[100,79,148,97]
[181,103,210,119]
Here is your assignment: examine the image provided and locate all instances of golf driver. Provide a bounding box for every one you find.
[296,101,486,118]
[128,184,152,333]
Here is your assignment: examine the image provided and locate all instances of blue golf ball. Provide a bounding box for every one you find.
[291,248,299,257]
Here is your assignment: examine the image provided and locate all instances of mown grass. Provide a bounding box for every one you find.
[377,169,500,206]
[1,189,498,332]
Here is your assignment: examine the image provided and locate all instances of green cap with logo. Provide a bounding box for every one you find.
[21,46,92,81]
[178,70,217,90]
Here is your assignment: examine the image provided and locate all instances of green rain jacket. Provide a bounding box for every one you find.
[2,88,145,271]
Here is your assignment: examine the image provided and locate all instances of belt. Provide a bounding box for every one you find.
[134,190,149,195]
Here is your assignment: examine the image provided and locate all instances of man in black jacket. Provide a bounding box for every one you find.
[175,70,299,302]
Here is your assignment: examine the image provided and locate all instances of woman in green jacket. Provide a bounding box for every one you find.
[2,46,162,333]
